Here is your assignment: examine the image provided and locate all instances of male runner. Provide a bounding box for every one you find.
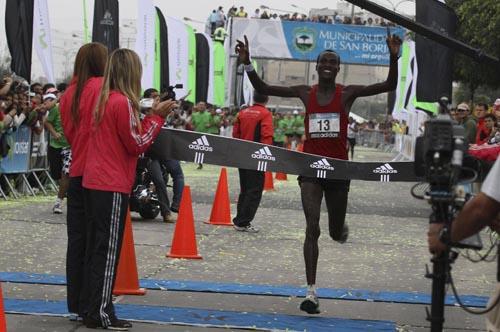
[235,30,401,314]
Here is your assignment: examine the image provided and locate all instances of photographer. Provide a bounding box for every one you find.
[428,157,500,330]
[141,88,185,223]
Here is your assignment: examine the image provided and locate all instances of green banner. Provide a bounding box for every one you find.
[413,98,438,115]
[153,12,161,91]
[396,42,410,112]
[82,0,90,43]
[186,25,196,104]
[213,42,226,107]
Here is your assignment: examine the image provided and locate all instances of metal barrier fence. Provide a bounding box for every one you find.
[355,130,417,161]
[0,126,57,200]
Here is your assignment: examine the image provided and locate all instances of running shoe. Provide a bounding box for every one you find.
[300,293,320,314]
[334,225,349,244]
[52,201,63,214]
[163,212,177,223]
[233,224,260,233]
[84,317,132,330]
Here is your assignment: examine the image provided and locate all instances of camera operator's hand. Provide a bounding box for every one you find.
[152,99,178,119]
[235,35,251,65]
[427,223,447,255]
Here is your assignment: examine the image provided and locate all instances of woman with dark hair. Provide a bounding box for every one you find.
[82,49,176,330]
[59,42,108,321]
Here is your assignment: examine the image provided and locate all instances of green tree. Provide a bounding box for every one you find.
[446,0,500,99]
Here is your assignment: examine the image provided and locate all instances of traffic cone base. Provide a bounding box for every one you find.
[206,168,233,226]
[263,171,275,191]
[167,186,203,259]
[167,253,202,259]
[113,210,146,296]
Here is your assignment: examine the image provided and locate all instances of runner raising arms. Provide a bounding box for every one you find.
[235,31,402,314]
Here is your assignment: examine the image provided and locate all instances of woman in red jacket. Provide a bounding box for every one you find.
[59,42,108,321]
[82,49,176,330]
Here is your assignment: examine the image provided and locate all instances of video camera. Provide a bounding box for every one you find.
[161,84,183,102]
[414,115,482,250]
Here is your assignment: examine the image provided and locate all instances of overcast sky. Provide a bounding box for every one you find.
[0,0,415,81]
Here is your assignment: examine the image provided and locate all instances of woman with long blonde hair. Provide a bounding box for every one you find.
[82,49,176,330]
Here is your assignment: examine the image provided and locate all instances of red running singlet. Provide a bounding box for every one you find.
[303,84,348,160]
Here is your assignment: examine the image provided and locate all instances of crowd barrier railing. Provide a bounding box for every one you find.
[0,126,56,200]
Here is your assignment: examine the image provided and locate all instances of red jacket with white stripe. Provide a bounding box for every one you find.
[82,91,164,194]
[60,77,103,177]
[232,103,274,145]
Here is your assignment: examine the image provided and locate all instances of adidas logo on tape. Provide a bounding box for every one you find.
[373,163,397,182]
[252,146,275,172]
[372,163,398,174]
[252,146,276,161]
[189,135,213,152]
[310,158,334,179]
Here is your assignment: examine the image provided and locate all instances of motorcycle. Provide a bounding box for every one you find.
[129,156,162,220]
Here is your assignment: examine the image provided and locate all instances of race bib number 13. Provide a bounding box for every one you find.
[309,113,340,138]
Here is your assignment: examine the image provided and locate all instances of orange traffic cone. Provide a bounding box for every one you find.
[167,186,202,259]
[275,172,287,181]
[113,210,146,296]
[263,172,275,191]
[205,168,232,226]
[0,283,6,332]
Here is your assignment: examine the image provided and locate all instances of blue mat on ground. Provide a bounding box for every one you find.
[4,298,395,331]
[0,271,488,308]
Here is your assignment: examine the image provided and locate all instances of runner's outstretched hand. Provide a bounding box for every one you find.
[386,28,402,58]
[235,35,251,65]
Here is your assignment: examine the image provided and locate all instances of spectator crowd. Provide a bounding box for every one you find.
[207,5,397,36]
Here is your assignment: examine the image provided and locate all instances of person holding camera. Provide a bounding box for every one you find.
[428,157,500,330]
[235,30,401,314]
[82,48,176,330]
[141,88,185,223]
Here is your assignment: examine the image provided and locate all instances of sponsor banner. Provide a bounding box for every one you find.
[134,0,155,90]
[186,25,197,104]
[153,9,161,91]
[92,0,119,52]
[5,0,34,81]
[29,130,48,170]
[195,33,212,103]
[416,0,457,102]
[156,8,169,93]
[0,126,32,174]
[213,41,226,106]
[166,16,189,99]
[231,18,404,66]
[33,0,55,84]
[149,129,419,182]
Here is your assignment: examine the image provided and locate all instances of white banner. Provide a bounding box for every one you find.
[166,17,189,98]
[230,18,291,59]
[33,0,55,83]
[134,0,155,90]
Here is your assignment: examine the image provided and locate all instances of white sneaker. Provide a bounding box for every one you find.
[300,293,320,314]
[233,225,259,233]
[53,201,63,214]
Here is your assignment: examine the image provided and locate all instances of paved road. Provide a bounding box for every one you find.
[0,147,496,331]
